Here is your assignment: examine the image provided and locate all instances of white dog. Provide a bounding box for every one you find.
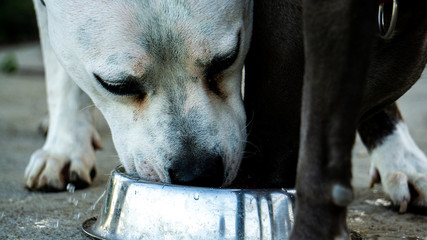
[25,0,253,190]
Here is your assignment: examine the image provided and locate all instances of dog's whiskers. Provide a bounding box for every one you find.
[80,104,97,112]
[241,112,255,134]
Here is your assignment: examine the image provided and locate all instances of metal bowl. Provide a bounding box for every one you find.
[82,166,296,240]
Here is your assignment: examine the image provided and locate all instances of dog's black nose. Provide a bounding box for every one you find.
[168,156,224,187]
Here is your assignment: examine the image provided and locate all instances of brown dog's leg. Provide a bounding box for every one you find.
[358,102,427,212]
[358,103,402,152]
[291,0,376,239]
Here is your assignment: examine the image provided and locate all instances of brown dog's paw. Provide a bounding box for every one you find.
[369,123,427,213]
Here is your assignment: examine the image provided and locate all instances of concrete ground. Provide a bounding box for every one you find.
[0,43,426,239]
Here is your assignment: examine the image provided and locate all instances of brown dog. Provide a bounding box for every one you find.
[243,0,427,238]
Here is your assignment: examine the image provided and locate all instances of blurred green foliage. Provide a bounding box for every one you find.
[1,53,19,73]
[0,0,39,45]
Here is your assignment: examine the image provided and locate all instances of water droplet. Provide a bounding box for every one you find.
[75,213,82,220]
[82,193,87,199]
[73,199,79,206]
[193,193,200,200]
[55,220,59,228]
[66,183,75,193]
[88,191,105,212]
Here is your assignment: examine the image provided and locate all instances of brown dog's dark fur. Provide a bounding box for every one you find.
[242,0,427,238]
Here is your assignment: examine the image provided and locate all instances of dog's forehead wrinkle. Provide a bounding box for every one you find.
[132,0,243,24]
[139,28,187,64]
[132,1,244,62]
[65,1,247,82]
[136,3,190,65]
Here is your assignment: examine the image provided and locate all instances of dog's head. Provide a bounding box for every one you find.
[43,0,253,186]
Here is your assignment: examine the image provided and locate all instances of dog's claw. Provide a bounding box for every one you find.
[92,130,103,150]
[369,166,380,188]
[70,170,92,189]
[90,167,97,180]
[38,115,49,137]
[383,171,411,210]
[24,149,96,192]
[408,175,427,207]
[399,199,408,213]
[369,122,427,212]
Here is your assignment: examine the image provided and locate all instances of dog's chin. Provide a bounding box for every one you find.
[134,164,169,183]
[116,140,245,187]
[122,159,241,188]
[122,166,169,184]
[117,158,164,183]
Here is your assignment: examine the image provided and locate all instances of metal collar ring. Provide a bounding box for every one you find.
[378,0,399,39]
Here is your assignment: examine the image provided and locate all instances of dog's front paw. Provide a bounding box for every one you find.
[24,149,97,191]
[369,123,427,212]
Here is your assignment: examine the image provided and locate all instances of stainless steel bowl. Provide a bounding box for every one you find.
[82,166,296,240]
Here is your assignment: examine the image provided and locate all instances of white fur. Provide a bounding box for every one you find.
[25,0,253,189]
[25,0,101,189]
[370,121,427,212]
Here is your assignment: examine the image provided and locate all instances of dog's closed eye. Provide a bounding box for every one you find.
[94,74,145,97]
[203,31,241,80]
[199,31,241,97]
